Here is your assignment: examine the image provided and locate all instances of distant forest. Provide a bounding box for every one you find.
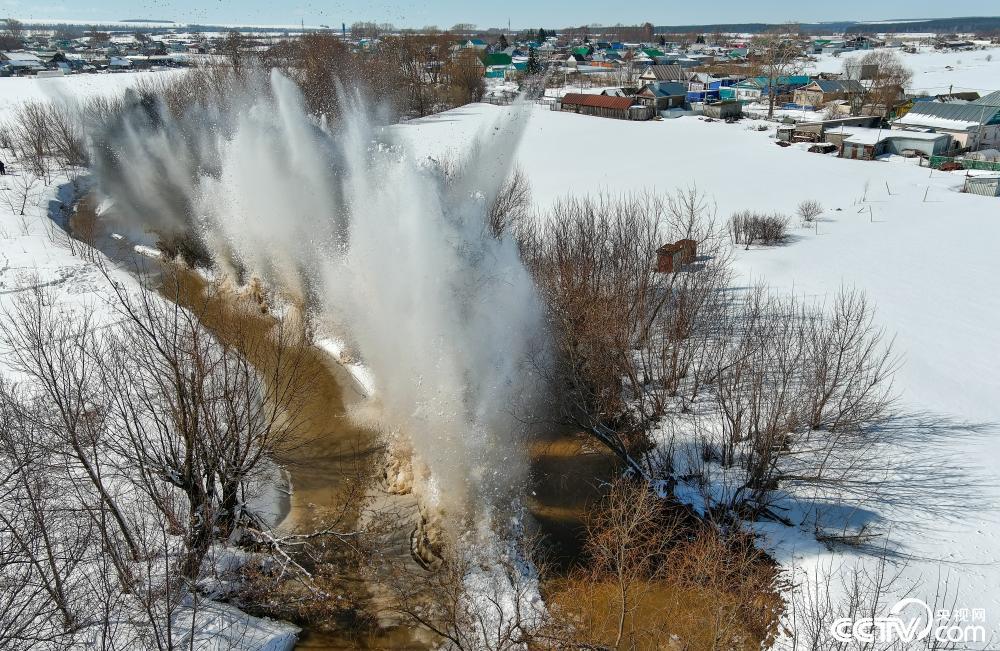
[654,16,1000,35]
[16,14,1000,37]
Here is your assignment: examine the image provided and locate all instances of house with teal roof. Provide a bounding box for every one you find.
[722,75,811,102]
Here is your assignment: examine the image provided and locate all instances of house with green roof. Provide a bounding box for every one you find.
[483,52,512,67]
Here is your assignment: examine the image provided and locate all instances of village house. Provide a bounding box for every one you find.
[776,116,881,143]
[703,100,743,119]
[557,93,654,120]
[724,75,811,102]
[0,51,45,75]
[964,176,1000,197]
[638,64,687,83]
[831,127,953,160]
[686,72,740,103]
[892,91,1000,151]
[635,81,687,110]
[843,34,885,50]
[793,79,866,108]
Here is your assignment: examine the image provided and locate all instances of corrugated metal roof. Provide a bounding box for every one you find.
[560,93,634,110]
[904,101,1000,125]
[642,64,686,81]
[973,90,1000,107]
[641,82,687,97]
[811,79,865,93]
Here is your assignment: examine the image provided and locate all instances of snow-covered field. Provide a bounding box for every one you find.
[809,46,1000,95]
[397,102,1000,642]
[0,69,186,122]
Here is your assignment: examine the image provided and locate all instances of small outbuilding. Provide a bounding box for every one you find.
[656,239,697,273]
[558,93,653,120]
[703,100,742,119]
[832,127,952,160]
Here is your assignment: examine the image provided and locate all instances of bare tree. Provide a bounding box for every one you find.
[97,271,314,579]
[521,193,667,478]
[802,288,898,434]
[843,50,912,118]
[0,18,23,50]
[750,25,805,119]
[584,480,676,648]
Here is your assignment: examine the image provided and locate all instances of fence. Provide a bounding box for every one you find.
[482,95,516,106]
[929,155,1000,171]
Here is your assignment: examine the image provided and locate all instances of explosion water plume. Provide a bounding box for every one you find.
[91,70,547,531]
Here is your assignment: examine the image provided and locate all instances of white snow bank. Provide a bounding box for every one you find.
[315,336,376,397]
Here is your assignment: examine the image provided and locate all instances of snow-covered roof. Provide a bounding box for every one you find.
[839,126,949,145]
[904,101,1000,125]
[1,51,43,63]
[895,112,989,131]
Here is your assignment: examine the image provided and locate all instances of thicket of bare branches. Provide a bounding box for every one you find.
[520,193,675,477]
[544,480,781,650]
[520,187,897,523]
[0,100,89,181]
[686,285,899,520]
[729,210,790,249]
[0,272,360,647]
[263,32,484,119]
[0,168,42,216]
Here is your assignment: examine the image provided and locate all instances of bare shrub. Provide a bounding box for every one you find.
[0,168,42,216]
[4,102,53,182]
[488,166,532,239]
[797,199,823,223]
[785,550,975,651]
[728,210,789,249]
[583,480,676,648]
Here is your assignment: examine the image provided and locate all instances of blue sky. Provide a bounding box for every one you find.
[9,0,997,29]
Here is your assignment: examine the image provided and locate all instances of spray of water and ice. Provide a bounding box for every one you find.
[91,70,547,527]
